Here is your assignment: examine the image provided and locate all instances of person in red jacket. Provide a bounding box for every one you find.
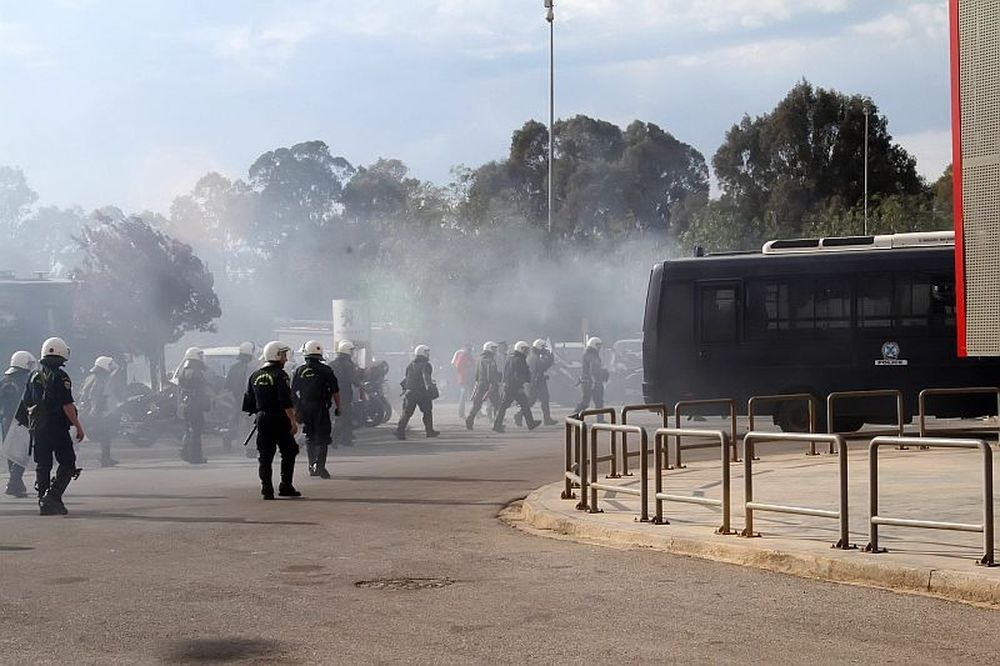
[451,345,475,419]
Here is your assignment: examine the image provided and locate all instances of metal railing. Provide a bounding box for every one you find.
[826,389,905,451]
[579,408,619,476]
[672,398,740,468]
[918,387,1000,447]
[865,436,995,567]
[562,415,584,502]
[586,423,650,522]
[742,431,853,549]
[652,428,732,534]
[620,403,669,477]
[747,393,820,455]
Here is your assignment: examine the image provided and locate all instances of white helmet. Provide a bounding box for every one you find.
[532,339,547,350]
[40,337,70,360]
[514,340,530,354]
[414,344,430,358]
[238,341,255,357]
[302,340,324,357]
[183,347,204,362]
[337,340,356,354]
[9,351,36,372]
[587,336,603,349]
[483,341,498,353]
[93,356,118,373]
[262,340,291,363]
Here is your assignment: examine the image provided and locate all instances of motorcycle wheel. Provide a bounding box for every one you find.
[378,397,392,425]
[126,433,157,447]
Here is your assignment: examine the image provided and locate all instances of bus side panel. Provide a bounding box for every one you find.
[641,263,664,403]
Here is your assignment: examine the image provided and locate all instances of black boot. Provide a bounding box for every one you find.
[306,443,318,476]
[35,471,51,500]
[465,414,474,431]
[259,463,275,500]
[39,468,74,516]
[277,457,301,497]
[393,427,406,440]
[5,462,27,497]
[316,445,331,479]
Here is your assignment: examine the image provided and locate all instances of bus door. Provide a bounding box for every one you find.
[694,281,742,394]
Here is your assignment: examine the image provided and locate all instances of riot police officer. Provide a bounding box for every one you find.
[244,341,300,499]
[493,341,540,433]
[1,351,36,497]
[393,345,439,440]
[464,341,500,431]
[575,337,608,415]
[292,340,340,479]
[224,341,255,451]
[80,355,120,467]
[21,337,85,516]
[517,339,558,427]
[177,347,210,464]
[329,340,360,447]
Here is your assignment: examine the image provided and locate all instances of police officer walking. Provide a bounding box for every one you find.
[80,355,121,467]
[493,341,540,433]
[20,337,85,516]
[292,340,340,479]
[1,351,36,497]
[464,341,500,431]
[329,340,360,447]
[517,339,558,427]
[393,345,439,440]
[244,341,301,499]
[224,342,255,452]
[177,347,210,464]
[575,337,608,415]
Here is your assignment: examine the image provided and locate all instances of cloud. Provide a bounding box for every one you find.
[852,2,948,43]
[896,128,952,180]
[207,20,324,75]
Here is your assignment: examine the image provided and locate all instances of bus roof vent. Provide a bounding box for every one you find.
[762,230,954,255]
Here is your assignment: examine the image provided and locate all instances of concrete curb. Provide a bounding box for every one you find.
[508,483,1000,608]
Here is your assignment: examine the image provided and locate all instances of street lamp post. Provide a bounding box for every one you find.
[545,1,554,237]
[863,99,870,236]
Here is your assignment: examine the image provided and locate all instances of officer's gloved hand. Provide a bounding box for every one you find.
[334,409,341,417]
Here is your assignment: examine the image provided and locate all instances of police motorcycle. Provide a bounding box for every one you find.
[352,360,393,427]
[119,377,233,447]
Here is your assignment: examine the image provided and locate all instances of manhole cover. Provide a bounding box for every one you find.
[355,577,455,591]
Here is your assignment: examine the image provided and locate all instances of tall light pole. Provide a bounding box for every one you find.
[545,0,554,237]
[863,99,870,236]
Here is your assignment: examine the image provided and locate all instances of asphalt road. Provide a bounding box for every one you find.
[1,412,998,665]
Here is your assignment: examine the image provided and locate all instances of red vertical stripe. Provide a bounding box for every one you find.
[950,0,967,357]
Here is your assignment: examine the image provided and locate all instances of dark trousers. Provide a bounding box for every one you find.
[334,401,354,446]
[527,381,553,421]
[396,394,433,433]
[494,387,535,429]
[466,384,496,421]
[300,403,332,470]
[6,459,26,493]
[182,411,205,462]
[33,427,76,498]
[575,382,605,415]
[256,412,298,491]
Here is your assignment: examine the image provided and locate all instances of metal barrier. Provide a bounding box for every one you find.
[865,436,995,567]
[747,393,820,455]
[672,398,740,468]
[918,387,1000,448]
[562,415,584,502]
[579,408,619,476]
[826,389,905,450]
[587,423,650,522]
[652,428,732,534]
[742,431,852,549]
[620,404,669,477]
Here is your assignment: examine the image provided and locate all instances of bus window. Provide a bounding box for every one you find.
[858,275,893,329]
[897,275,957,330]
[699,285,738,344]
[746,278,848,336]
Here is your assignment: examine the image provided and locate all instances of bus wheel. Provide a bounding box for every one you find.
[831,416,865,433]
[776,400,811,433]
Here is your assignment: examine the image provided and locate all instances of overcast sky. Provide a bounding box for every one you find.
[0,0,952,213]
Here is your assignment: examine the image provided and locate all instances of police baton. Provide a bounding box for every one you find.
[242,422,258,447]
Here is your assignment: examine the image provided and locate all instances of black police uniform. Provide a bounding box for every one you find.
[177,359,210,464]
[524,346,557,425]
[21,356,79,514]
[575,346,607,414]
[0,366,31,497]
[244,362,299,498]
[329,352,359,447]
[393,356,438,440]
[291,356,339,478]
[464,351,499,431]
[493,350,539,432]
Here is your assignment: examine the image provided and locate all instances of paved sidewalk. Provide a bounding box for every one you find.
[513,441,1000,607]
